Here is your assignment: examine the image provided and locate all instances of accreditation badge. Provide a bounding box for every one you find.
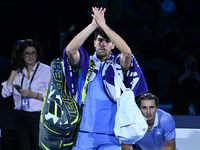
[21,97,30,109]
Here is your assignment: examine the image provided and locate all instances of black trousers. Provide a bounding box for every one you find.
[1,129,19,150]
[15,110,41,150]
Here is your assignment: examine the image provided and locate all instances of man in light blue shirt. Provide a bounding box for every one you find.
[64,7,148,150]
[134,93,176,150]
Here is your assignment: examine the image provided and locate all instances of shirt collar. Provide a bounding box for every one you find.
[22,61,39,74]
[92,52,114,62]
[152,111,159,128]
[32,61,40,71]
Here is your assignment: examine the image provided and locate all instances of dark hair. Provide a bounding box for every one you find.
[137,93,159,107]
[11,39,43,70]
[94,28,110,40]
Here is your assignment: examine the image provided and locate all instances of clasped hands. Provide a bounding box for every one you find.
[91,7,106,28]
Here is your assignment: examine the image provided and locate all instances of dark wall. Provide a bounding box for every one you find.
[0,0,200,115]
[0,0,60,65]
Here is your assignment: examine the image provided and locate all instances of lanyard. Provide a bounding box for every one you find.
[20,62,40,90]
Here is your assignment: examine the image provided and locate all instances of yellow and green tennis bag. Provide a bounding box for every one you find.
[39,58,80,150]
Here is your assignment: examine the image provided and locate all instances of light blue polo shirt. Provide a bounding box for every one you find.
[79,63,117,134]
[135,109,176,150]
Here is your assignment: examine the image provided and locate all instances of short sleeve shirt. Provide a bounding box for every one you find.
[135,109,176,150]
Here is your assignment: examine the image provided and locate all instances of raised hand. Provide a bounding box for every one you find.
[91,7,106,28]
[91,9,98,28]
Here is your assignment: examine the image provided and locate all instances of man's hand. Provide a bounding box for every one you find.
[121,142,134,150]
[91,7,106,28]
[91,8,98,28]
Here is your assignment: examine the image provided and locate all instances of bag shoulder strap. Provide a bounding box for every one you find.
[113,64,126,92]
[81,60,95,104]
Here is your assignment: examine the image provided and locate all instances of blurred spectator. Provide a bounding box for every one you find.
[171,53,200,115]
[133,39,179,103]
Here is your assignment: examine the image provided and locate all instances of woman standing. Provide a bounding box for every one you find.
[1,39,51,150]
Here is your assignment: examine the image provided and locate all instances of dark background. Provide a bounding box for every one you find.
[0,0,200,114]
[0,0,200,149]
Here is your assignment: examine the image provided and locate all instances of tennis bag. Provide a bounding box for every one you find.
[39,58,80,150]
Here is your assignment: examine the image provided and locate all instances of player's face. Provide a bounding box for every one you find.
[94,35,115,61]
[140,99,158,123]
